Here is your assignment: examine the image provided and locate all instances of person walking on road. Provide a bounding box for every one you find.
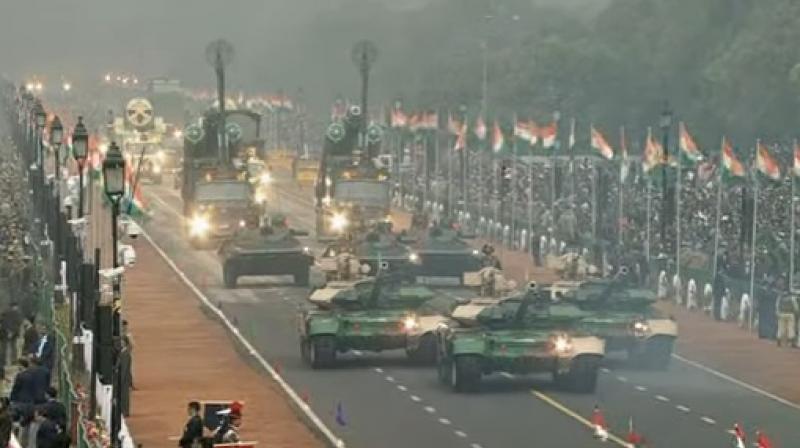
[738,293,751,328]
[178,401,204,448]
[775,294,799,347]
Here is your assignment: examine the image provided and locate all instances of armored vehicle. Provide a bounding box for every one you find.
[409,220,483,285]
[435,287,605,393]
[555,277,677,370]
[218,214,312,288]
[315,106,391,240]
[318,223,416,281]
[298,275,437,368]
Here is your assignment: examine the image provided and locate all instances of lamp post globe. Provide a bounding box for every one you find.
[50,115,63,147]
[72,117,89,217]
[33,101,46,129]
[72,117,88,162]
[103,141,126,203]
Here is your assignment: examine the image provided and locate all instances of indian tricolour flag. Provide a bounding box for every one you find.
[756,140,781,181]
[453,122,467,151]
[721,137,745,179]
[88,135,103,179]
[619,126,630,182]
[590,125,614,160]
[123,161,150,217]
[642,128,663,174]
[514,118,534,144]
[793,140,800,177]
[491,120,505,153]
[474,115,487,141]
[679,122,704,164]
[540,121,557,148]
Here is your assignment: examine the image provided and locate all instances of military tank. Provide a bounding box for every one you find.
[435,286,605,393]
[318,222,417,282]
[298,273,438,368]
[217,214,312,287]
[409,219,483,285]
[555,276,677,370]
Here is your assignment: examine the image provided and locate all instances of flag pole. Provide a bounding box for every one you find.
[676,128,683,287]
[749,141,759,331]
[712,138,724,286]
[646,182,652,264]
[591,157,597,241]
[447,112,454,217]
[511,116,518,247]
[789,140,797,292]
[528,157,534,256]
[618,126,625,246]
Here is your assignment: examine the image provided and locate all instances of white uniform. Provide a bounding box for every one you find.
[686,279,697,310]
[672,274,683,306]
[720,288,731,321]
[703,283,713,313]
[657,271,668,300]
[738,293,751,328]
[539,236,548,258]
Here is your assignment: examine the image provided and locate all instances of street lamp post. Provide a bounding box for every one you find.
[50,116,63,181]
[659,102,673,254]
[102,142,125,448]
[72,117,89,218]
[32,101,47,222]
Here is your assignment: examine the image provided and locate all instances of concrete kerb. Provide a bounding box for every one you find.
[141,229,345,448]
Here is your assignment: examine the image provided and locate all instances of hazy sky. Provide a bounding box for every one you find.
[0,0,607,110]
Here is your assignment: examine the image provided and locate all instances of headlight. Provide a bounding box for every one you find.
[403,316,419,331]
[330,213,348,232]
[239,219,247,228]
[189,215,210,237]
[152,164,161,174]
[471,249,480,256]
[99,144,108,155]
[322,196,332,206]
[260,172,272,185]
[552,335,573,354]
[255,192,266,204]
[156,150,165,161]
[173,130,183,139]
[303,246,310,253]
[408,252,419,263]
[632,320,650,336]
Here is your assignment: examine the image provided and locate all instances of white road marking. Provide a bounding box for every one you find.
[499,372,514,379]
[424,406,436,414]
[397,385,408,392]
[374,367,383,373]
[141,228,346,447]
[600,367,611,373]
[676,405,691,413]
[700,416,716,425]
[438,418,451,425]
[386,376,395,383]
[635,386,647,392]
[352,350,363,356]
[470,444,483,448]
[616,376,628,383]
[655,395,670,402]
[454,430,467,438]
[410,395,421,402]
[674,353,800,412]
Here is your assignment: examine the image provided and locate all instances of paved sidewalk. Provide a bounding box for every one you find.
[125,242,321,448]
[658,301,800,404]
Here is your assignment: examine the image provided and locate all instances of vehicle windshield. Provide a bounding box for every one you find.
[195,182,250,202]
[333,180,390,208]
